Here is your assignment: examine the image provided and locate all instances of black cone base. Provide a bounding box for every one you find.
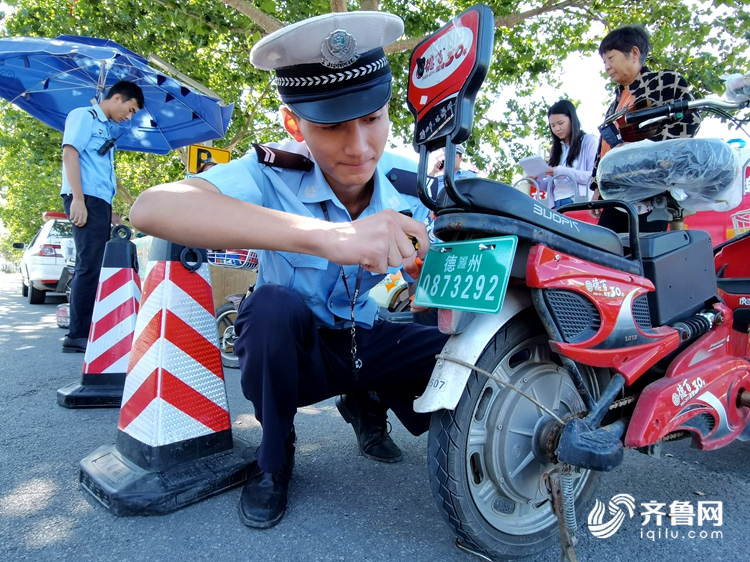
[79,437,255,516]
[57,375,125,408]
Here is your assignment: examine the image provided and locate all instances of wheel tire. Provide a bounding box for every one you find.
[388,285,410,313]
[216,302,239,369]
[28,283,46,305]
[21,279,28,297]
[391,294,411,313]
[65,272,73,303]
[427,309,609,560]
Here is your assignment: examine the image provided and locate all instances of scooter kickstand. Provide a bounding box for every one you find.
[544,466,579,562]
[454,539,493,561]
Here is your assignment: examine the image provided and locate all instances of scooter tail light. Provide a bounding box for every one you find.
[438,309,478,335]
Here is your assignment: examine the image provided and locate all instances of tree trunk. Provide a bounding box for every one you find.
[222,0,284,33]
[386,0,593,54]
[116,179,135,206]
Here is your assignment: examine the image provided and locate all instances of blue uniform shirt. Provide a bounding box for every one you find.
[436,167,478,192]
[200,141,426,329]
[60,105,117,205]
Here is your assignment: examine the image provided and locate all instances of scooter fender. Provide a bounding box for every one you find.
[413,287,532,413]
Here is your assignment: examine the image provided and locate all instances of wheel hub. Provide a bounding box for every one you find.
[466,336,590,534]
[482,370,584,503]
[532,416,563,466]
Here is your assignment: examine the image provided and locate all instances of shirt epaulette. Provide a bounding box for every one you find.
[252,143,314,172]
[88,109,97,119]
[385,167,438,200]
[385,167,419,197]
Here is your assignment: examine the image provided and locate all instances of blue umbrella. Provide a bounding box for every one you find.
[0,35,234,154]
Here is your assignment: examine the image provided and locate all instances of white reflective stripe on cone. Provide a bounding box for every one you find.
[118,260,229,448]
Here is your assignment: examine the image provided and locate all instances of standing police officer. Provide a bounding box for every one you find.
[429,144,478,194]
[61,81,144,353]
[130,11,447,529]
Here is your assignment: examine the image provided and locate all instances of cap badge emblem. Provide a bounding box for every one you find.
[321,29,359,69]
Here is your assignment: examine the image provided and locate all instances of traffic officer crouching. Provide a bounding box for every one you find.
[129,10,449,530]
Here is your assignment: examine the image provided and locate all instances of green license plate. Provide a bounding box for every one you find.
[413,236,517,314]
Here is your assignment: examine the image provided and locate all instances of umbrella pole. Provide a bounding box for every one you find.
[95,60,108,103]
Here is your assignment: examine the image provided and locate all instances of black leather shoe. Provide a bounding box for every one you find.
[62,336,87,353]
[238,430,295,529]
[336,393,403,463]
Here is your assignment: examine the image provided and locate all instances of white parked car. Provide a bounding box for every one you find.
[13,212,75,304]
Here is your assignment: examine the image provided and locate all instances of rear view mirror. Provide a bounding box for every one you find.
[407,3,494,209]
[12,242,25,250]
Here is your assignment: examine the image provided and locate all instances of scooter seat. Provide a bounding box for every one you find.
[438,178,624,256]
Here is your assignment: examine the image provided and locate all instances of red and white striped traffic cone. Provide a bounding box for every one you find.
[79,239,253,515]
[57,226,141,408]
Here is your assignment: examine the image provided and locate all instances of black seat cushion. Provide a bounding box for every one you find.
[437,178,624,256]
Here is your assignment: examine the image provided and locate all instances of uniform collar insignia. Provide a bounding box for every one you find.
[321,29,359,69]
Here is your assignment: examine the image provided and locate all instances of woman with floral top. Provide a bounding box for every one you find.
[590,25,701,233]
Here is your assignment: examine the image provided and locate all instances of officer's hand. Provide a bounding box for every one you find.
[410,302,431,314]
[402,254,422,280]
[430,160,445,176]
[69,198,88,227]
[326,210,428,274]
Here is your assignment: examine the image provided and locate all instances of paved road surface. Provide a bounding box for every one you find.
[0,272,748,562]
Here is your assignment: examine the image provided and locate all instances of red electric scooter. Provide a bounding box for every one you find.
[407,5,750,560]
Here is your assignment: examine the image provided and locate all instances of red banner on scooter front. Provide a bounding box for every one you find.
[406,4,493,152]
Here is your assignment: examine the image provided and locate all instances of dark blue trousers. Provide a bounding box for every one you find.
[62,194,111,339]
[234,284,450,472]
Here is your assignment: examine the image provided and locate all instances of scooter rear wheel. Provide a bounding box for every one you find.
[216,302,239,369]
[427,309,607,560]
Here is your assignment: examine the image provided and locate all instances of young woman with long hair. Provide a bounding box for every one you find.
[538,99,598,209]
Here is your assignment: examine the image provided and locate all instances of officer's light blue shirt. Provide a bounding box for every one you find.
[200,142,425,329]
[436,167,478,192]
[60,105,117,205]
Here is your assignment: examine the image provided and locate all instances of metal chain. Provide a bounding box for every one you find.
[341,265,364,376]
[663,430,690,442]
[609,394,639,410]
[320,201,363,378]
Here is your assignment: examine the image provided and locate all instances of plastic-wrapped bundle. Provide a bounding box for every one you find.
[722,73,750,103]
[596,138,741,212]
